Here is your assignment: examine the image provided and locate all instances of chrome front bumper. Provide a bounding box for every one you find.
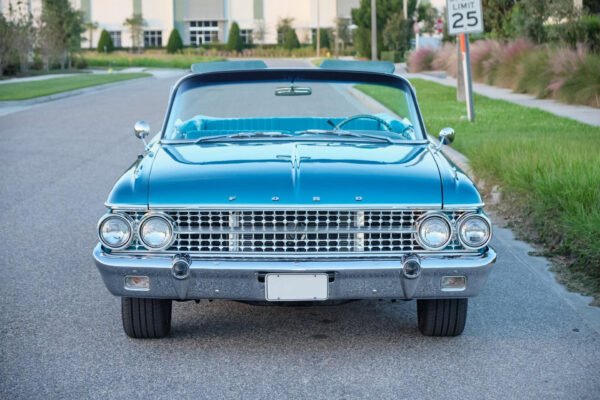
[93,244,496,300]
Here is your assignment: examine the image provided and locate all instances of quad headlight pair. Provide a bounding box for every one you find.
[98,213,174,250]
[416,212,492,251]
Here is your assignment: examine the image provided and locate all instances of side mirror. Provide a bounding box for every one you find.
[438,127,455,147]
[134,120,150,151]
[134,120,150,140]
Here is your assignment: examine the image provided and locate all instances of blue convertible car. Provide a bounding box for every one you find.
[94,60,495,338]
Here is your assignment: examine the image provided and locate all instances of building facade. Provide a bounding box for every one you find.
[1,0,360,49]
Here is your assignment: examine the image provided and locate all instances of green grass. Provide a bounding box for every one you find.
[354,84,411,118]
[0,72,151,100]
[83,51,224,69]
[360,79,600,303]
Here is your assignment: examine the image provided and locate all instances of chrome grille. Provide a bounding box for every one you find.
[120,209,470,255]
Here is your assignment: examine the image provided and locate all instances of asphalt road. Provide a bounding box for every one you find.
[1,60,599,400]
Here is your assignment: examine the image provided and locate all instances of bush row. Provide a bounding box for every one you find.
[407,40,600,108]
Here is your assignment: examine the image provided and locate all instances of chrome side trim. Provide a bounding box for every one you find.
[105,203,148,210]
[104,203,485,211]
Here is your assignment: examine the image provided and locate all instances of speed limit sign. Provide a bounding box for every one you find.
[447,0,484,35]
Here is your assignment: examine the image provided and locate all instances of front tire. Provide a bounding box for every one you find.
[121,297,172,338]
[417,298,468,336]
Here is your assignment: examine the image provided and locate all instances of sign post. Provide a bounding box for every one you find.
[446,0,484,122]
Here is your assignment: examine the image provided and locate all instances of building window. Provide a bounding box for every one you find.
[144,30,163,47]
[189,20,219,45]
[108,31,121,48]
[240,29,253,45]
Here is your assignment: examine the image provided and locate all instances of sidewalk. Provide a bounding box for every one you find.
[395,63,600,127]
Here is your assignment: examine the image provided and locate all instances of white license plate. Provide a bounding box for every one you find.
[265,273,329,301]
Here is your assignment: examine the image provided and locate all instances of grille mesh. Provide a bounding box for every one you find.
[120,209,469,255]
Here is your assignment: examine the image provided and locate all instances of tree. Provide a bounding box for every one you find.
[416,2,438,34]
[351,0,417,58]
[335,17,352,45]
[39,0,84,70]
[83,21,98,49]
[0,14,15,76]
[123,13,145,50]
[312,28,331,50]
[382,12,411,55]
[5,1,36,74]
[227,22,244,52]
[283,27,300,49]
[277,18,294,44]
[97,29,114,53]
[166,29,183,53]
[481,0,516,39]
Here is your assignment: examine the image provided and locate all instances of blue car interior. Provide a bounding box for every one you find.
[174,114,413,140]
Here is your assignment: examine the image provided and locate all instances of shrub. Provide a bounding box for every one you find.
[166,29,183,54]
[226,22,244,53]
[282,28,300,50]
[381,50,404,63]
[407,47,435,72]
[97,29,114,53]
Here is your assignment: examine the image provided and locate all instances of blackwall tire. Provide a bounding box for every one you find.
[417,298,468,336]
[121,297,172,339]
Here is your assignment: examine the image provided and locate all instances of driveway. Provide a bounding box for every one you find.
[1,59,599,400]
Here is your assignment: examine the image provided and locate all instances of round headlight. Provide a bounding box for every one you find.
[417,213,452,250]
[98,214,133,250]
[458,214,492,249]
[138,214,174,250]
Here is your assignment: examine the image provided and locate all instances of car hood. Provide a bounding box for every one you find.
[145,141,442,207]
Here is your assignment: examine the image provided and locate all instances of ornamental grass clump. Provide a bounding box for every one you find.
[411,38,600,108]
[515,48,552,98]
[407,47,436,72]
[556,52,600,107]
[492,38,534,89]
[431,43,457,77]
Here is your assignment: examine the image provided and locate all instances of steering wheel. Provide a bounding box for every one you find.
[334,114,393,132]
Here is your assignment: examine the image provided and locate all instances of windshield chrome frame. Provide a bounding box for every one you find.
[159,68,429,144]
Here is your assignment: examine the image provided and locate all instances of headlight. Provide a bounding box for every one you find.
[138,213,174,250]
[416,213,452,250]
[458,213,492,249]
[98,214,133,250]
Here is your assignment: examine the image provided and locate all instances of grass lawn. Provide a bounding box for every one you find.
[0,72,151,101]
[83,51,224,69]
[358,79,600,303]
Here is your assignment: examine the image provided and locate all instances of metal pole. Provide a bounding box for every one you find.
[403,0,408,19]
[460,33,475,121]
[456,40,465,101]
[371,0,377,60]
[316,0,321,57]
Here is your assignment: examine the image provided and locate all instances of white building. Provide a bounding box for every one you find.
[1,0,360,49]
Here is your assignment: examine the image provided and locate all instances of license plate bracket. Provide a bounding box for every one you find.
[265,273,329,301]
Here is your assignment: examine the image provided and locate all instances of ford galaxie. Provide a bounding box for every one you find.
[93,60,496,338]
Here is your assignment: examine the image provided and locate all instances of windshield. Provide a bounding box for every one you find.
[163,73,425,143]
